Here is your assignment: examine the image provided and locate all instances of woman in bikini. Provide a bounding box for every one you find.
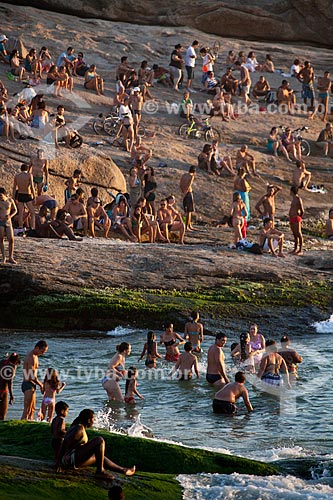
[230,191,248,245]
[138,331,162,368]
[249,323,266,368]
[57,408,136,479]
[257,340,291,389]
[184,311,204,353]
[160,323,184,362]
[84,64,104,95]
[231,332,255,373]
[102,342,131,401]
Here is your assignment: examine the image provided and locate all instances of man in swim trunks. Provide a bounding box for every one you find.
[33,193,58,221]
[213,372,253,414]
[169,342,199,380]
[21,340,48,420]
[289,186,304,255]
[0,187,17,264]
[255,184,282,224]
[206,333,229,387]
[298,61,315,109]
[64,193,88,236]
[29,149,49,196]
[180,165,196,231]
[310,71,332,122]
[129,87,143,139]
[13,163,36,230]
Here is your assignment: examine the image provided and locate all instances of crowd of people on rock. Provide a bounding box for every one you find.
[0,32,332,264]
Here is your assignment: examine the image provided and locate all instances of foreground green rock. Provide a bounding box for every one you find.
[0,421,279,499]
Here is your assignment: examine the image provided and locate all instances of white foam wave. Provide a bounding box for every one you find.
[312,315,333,334]
[127,414,154,438]
[178,473,333,499]
[106,326,137,337]
[246,446,312,463]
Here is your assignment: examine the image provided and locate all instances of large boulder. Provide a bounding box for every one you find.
[10,0,333,46]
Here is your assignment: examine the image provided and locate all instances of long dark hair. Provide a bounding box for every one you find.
[116,342,130,353]
[147,331,155,355]
[71,408,94,427]
[240,333,249,361]
[125,366,137,394]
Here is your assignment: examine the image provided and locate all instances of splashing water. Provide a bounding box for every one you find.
[127,414,154,438]
[312,315,333,334]
[106,326,138,337]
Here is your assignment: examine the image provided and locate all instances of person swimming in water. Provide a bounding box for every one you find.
[138,331,162,368]
[184,311,204,353]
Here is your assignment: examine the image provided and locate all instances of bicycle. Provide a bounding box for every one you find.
[280,125,311,156]
[178,117,220,141]
[93,113,146,138]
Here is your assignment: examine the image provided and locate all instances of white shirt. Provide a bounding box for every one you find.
[203,54,213,72]
[119,104,133,123]
[185,46,197,68]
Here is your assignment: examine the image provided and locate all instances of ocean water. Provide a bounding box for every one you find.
[2,314,333,498]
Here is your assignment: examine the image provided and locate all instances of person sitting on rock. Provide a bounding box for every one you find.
[49,209,82,241]
[203,71,219,94]
[88,197,111,239]
[277,80,296,114]
[220,67,238,95]
[316,123,333,157]
[259,217,285,257]
[64,193,88,236]
[252,75,271,101]
[292,160,311,191]
[84,64,104,96]
[236,145,258,177]
[56,46,77,75]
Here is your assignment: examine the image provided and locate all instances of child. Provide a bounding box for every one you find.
[124,367,144,404]
[39,368,66,422]
[138,331,161,368]
[50,400,69,462]
[170,342,200,380]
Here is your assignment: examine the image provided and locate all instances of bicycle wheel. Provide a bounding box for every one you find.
[93,119,104,135]
[205,127,220,141]
[301,139,310,157]
[104,118,120,137]
[178,123,192,138]
[137,124,145,137]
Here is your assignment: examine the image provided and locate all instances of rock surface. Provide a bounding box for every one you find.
[10,0,333,46]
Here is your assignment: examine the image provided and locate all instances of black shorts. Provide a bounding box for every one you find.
[183,192,194,213]
[206,373,222,384]
[186,66,194,80]
[17,193,33,203]
[213,399,237,414]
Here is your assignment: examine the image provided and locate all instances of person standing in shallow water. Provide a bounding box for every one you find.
[213,371,253,414]
[21,340,48,420]
[206,333,229,387]
[102,342,131,402]
[184,311,204,353]
[0,352,21,420]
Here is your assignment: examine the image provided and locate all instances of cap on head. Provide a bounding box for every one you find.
[133,87,140,92]
[0,34,8,42]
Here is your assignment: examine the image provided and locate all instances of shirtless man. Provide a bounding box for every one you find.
[310,71,332,122]
[169,342,199,380]
[220,67,238,95]
[298,61,315,109]
[129,87,143,138]
[13,163,35,230]
[236,145,257,177]
[87,197,111,238]
[292,160,311,191]
[0,187,17,264]
[213,372,253,414]
[116,56,134,82]
[259,217,285,258]
[279,335,303,381]
[29,149,49,196]
[277,80,296,114]
[180,166,196,230]
[252,75,271,100]
[289,186,304,255]
[255,184,282,223]
[33,193,58,221]
[21,340,48,420]
[64,168,82,203]
[64,193,88,236]
[206,333,230,387]
[235,61,251,105]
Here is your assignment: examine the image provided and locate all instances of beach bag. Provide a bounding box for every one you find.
[202,65,209,72]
